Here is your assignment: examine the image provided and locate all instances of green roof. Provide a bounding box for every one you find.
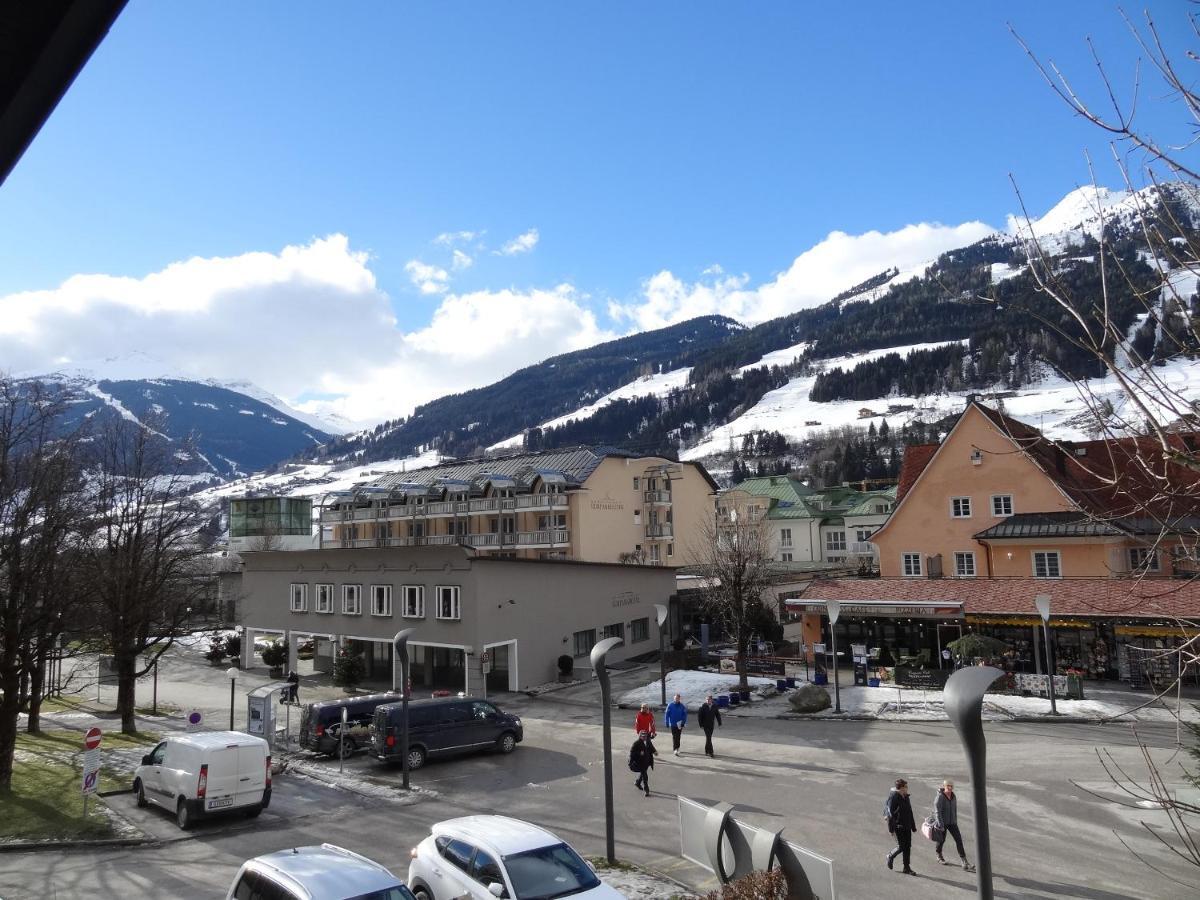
[729,476,813,504]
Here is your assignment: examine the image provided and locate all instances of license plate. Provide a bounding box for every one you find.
[207,797,233,809]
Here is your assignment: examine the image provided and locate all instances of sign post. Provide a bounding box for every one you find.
[480,650,491,700]
[81,727,102,818]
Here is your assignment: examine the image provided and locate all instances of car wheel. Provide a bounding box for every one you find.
[406,746,426,770]
[176,798,192,831]
[412,887,433,900]
[496,732,517,754]
[134,779,147,808]
[334,737,356,759]
[244,804,262,819]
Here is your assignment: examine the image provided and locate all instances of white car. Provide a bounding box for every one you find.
[407,816,624,900]
[227,844,416,900]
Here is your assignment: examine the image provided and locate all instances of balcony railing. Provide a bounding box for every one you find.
[848,542,877,556]
[323,493,571,523]
[645,523,673,539]
[463,530,570,549]
[643,490,673,504]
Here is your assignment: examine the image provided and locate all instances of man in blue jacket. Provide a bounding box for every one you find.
[664,693,687,756]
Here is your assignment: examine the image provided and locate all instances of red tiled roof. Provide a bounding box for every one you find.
[895,444,938,502]
[799,576,1200,619]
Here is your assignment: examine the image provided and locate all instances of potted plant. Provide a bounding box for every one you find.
[225,634,243,668]
[261,640,288,678]
[204,636,226,667]
[556,654,574,683]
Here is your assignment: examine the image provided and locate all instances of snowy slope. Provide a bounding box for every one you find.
[209,379,351,435]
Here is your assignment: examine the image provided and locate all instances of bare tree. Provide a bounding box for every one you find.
[0,379,87,790]
[79,417,211,734]
[690,508,777,690]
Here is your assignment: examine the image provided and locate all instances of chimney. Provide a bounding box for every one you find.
[965,393,978,409]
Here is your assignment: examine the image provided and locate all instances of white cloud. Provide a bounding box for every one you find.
[0,235,614,428]
[434,230,479,246]
[404,259,450,295]
[451,249,473,271]
[609,220,996,331]
[497,228,539,256]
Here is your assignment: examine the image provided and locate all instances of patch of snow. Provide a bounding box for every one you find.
[990,262,1024,283]
[619,670,780,707]
[237,409,255,416]
[209,378,352,435]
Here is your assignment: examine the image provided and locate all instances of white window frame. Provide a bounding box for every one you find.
[573,628,596,657]
[402,584,425,618]
[370,584,392,617]
[630,618,649,643]
[435,585,461,621]
[950,497,972,518]
[289,583,308,613]
[902,553,922,577]
[315,583,334,614]
[953,552,977,578]
[1128,547,1160,572]
[1032,551,1062,579]
[342,583,362,615]
[780,528,792,548]
[825,530,846,552]
[991,494,1014,517]
[781,551,793,562]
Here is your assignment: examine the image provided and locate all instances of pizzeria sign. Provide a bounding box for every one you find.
[786,599,964,619]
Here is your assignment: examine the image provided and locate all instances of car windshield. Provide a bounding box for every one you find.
[345,886,416,900]
[502,842,600,899]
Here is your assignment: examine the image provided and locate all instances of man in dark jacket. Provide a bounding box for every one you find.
[697,694,722,757]
[884,778,917,875]
[629,731,657,796]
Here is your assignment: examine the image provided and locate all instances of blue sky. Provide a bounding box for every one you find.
[0,2,1189,426]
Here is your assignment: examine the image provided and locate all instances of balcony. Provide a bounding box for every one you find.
[645,523,673,539]
[463,530,571,549]
[848,542,877,556]
[643,490,673,505]
[421,534,462,546]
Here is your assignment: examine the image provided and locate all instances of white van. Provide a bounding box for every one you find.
[134,730,271,830]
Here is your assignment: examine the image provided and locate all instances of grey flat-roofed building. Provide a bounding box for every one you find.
[238,546,672,692]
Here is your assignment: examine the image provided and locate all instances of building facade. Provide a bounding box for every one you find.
[238,546,674,692]
[319,448,717,566]
[228,496,317,553]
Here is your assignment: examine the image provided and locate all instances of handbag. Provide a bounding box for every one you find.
[921,815,944,842]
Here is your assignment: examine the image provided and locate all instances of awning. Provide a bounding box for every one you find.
[786,599,964,619]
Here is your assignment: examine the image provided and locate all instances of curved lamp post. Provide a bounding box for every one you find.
[1033,594,1058,716]
[393,628,416,790]
[654,603,669,707]
[591,636,624,863]
[225,666,239,730]
[945,665,1003,900]
[827,600,842,714]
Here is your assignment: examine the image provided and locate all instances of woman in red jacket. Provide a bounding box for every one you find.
[633,703,657,738]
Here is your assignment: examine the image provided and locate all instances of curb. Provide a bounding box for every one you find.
[285,758,434,803]
[0,836,163,853]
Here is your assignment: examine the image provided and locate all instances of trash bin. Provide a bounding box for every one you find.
[868,678,881,688]
[716,695,730,708]
[776,679,788,692]
[739,689,751,702]
[785,677,797,689]
[1066,674,1084,700]
[728,693,740,705]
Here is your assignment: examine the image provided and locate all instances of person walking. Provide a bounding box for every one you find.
[697,694,722,757]
[629,730,657,797]
[664,693,687,755]
[884,778,918,875]
[933,780,975,871]
[633,703,657,739]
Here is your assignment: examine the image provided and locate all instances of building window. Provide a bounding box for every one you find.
[602,622,625,642]
[631,618,649,643]
[954,552,976,577]
[856,528,873,543]
[951,497,972,518]
[371,585,392,617]
[902,553,922,577]
[781,552,793,562]
[315,583,334,614]
[289,583,308,613]
[632,477,640,490]
[342,584,362,615]
[1128,548,1160,572]
[573,628,596,657]
[825,531,846,552]
[1033,551,1062,579]
[435,586,461,620]
[402,585,425,618]
[991,494,1014,517]
[649,545,660,564]
[780,528,792,548]
[667,543,674,557]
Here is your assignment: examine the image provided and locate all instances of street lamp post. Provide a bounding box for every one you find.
[226,667,239,730]
[827,600,842,714]
[654,603,669,707]
[945,665,1003,900]
[591,636,624,864]
[1033,594,1058,716]
[393,629,416,790]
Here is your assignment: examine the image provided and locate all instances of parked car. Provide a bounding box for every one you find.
[371,697,522,770]
[134,730,270,830]
[299,692,402,758]
[407,816,622,900]
[227,843,416,900]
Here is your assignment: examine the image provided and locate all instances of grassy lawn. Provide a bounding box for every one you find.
[0,728,159,842]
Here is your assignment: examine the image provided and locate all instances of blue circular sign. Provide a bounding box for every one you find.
[188,711,202,725]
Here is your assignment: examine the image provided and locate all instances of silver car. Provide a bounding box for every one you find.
[227,844,417,900]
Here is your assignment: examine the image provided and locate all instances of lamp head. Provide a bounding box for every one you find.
[1034,594,1051,622]
[226,666,239,681]
[827,599,841,625]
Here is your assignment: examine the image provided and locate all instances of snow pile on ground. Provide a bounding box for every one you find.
[618,670,780,708]
[590,861,692,899]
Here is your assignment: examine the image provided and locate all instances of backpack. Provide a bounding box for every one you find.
[883,793,896,832]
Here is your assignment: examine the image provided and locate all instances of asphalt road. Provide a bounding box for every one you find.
[2,665,1197,899]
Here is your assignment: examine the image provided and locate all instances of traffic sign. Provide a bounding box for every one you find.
[187,710,202,729]
[84,726,102,750]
